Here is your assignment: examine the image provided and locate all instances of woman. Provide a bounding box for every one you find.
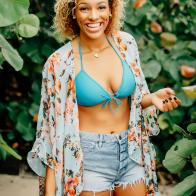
[27,0,181,196]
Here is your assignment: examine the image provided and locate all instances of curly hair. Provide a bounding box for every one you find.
[53,0,126,40]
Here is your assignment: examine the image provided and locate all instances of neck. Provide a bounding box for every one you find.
[79,33,110,52]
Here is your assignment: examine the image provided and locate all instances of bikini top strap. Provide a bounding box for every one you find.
[78,40,84,70]
[106,36,123,63]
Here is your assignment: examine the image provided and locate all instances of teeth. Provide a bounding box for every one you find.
[86,23,101,28]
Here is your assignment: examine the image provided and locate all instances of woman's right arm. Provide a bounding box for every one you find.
[45,166,56,196]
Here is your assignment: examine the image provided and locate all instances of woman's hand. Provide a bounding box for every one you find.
[151,88,181,112]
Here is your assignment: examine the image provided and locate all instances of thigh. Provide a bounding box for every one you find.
[114,180,146,196]
[113,157,146,196]
[80,190,113,196]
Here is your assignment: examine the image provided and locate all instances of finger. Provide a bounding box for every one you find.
[165,87,176,96]
[165,98,174,111]
[162,99,170,112]
[173,96,182,106]
[168,96,178,109]
[161,100,167,112]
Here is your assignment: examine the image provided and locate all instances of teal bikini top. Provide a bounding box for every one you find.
[75,37,136,112]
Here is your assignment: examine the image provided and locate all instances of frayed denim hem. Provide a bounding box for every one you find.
[113,176,145,190]
[82,177,146,196]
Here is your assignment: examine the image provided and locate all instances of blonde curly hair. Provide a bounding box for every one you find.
[53,0,126,40]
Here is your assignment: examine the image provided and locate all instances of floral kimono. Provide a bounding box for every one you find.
[27,31,160,196]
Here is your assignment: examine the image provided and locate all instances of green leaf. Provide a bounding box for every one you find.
[0,51,5,67]
[0,134,22,160]
[135,1,152,15]
[182,85,196,99]
[0,0,29,27]
[154,50,168,64]
[157,113,171,130]
[173,124,186,134]
[172,124,192,138]
[188,41,196,53]
[17,14,40,38]
[172,173,196,196]
[7,132,15,140]
[191,154,196,170]
[16,111,35,141]
[19,40,43,64]
[169,109,185,124]
[41,44,54,57]
[163,59,180,81]
[177,56,196,68]
[2,48,23,71]
[22,128,35,141]
[0,146,8,160]
[187,123,196,133]
[125,10,143,26]
[140,49,152,62]
[163,138,196,173]
[29,103,39,116]
[172,41,188,52]
[125,1,152,26]
[142,60,161,79]
[0,34,23,71]
[176,89,195,107]
[189,107,196,121]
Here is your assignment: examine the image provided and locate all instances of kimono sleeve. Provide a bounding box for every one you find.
[132,36,160,136]
[27,60,55,177]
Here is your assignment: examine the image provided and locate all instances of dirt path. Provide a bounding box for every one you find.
[0,173,173,196]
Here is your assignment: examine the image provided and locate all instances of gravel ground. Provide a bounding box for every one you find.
[0,173,173,196]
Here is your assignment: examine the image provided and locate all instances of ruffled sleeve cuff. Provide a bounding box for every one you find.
[27,138,54,177]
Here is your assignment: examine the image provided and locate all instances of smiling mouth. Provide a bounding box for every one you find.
[85,22,103,32]
[86,23,102,28]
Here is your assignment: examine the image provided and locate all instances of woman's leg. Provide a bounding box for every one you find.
[114,179,146,196]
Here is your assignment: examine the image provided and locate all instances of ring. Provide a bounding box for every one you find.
[162,100,165,104]
[169,97,172,101]
[174,96,177,100]
[165,99,168,103]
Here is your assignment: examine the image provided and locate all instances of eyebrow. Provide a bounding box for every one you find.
[78,1,107,6]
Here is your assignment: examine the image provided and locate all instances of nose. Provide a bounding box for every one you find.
[89,9,99,20]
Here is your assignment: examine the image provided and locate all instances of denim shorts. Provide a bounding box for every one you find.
[79,129,145,194]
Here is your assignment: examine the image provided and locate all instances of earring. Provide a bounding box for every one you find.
[72,14,76,19]
[109,13,112,19]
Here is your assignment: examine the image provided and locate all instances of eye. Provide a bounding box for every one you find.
[99,6,106,10]
[79,7,88,12]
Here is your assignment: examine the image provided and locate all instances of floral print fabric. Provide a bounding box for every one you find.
[27,31,160,196]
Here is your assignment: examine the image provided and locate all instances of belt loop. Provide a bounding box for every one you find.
[98,134,103,148]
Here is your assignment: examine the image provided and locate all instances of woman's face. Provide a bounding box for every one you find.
[75,0,111,40]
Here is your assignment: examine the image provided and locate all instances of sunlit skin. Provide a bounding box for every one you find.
[45,0,181,196]
[75,0,111,52]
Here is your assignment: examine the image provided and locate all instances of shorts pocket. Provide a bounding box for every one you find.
[80,140,96,153]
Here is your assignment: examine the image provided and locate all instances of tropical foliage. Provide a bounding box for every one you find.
[163,123,196,195]
[0,0,40,159]
[124,1,196,195]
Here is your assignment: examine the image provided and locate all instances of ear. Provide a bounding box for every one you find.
[109,6,112,15]
[72,7,76,19]
[109,8,112,18]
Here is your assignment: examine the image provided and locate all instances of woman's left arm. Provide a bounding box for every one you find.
[141,87,181,112]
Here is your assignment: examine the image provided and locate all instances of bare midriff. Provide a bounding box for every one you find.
[78,97,130,134]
